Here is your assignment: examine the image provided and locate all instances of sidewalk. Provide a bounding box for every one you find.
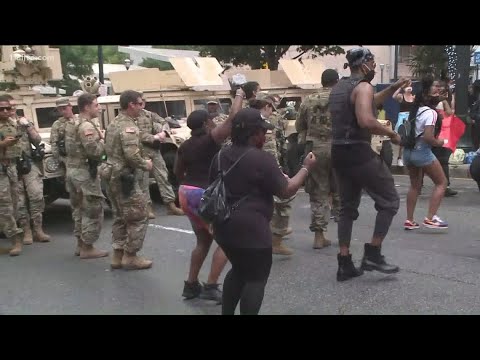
[390,144,472,179]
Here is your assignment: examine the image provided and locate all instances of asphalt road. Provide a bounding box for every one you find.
[1,175,480,315]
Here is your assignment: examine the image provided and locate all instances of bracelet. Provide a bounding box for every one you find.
[300,166,309,174]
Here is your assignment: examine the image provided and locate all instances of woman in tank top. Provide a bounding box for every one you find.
[393,85,415,166]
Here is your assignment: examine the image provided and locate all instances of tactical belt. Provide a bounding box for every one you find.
[332,139,371,145]
[66,159,88,168]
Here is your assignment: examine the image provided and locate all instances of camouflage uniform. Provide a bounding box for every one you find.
[265,111,294,237]
[296,88,340,236]
[104,113,151,257]
[0,117,23,255]
[64,115,105,250]
[50,116,69,164]
[16,119,50,243]
[136,109,178,208]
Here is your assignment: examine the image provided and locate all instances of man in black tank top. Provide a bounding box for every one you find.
[329,47,409,282]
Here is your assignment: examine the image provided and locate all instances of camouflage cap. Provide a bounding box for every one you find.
[255,92,279,110]
[55,97,71,107]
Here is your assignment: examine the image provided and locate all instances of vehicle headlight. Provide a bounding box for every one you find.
[44,157,60,173]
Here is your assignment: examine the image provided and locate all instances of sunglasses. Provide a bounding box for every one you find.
[0,106,13,111]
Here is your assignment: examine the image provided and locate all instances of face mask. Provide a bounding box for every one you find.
[430,96,441,105]
[405,87,413,93]
[362,63,375,82]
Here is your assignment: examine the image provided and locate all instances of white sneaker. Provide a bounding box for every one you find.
[397,158,404,167]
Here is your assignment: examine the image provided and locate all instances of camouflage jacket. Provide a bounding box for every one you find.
[0,117,21,160]
[296,88,332,144]
[64,115,104,169]
[16,118,42,158]
[50,117,70,161]
[105,112,150,176]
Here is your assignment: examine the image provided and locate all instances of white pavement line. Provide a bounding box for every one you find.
[148,224,194,234]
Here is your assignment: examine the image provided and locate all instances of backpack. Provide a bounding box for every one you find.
[198,148,253,225]
[397,109,430,149]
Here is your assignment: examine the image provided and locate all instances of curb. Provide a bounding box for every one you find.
[390,165,472,179]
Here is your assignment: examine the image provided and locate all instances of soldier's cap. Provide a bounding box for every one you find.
[207,99,218,105]
[255,92,279,111]
[232,108,275,133]
[55,97,71,107]
[344,47,375,69]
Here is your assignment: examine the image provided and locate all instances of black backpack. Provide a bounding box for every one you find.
[198,148,252,225]
[398,109,430,149]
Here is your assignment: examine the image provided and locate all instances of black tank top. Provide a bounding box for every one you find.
[399,94,415,113]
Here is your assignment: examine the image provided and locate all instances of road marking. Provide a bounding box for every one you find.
[148,224,194,234]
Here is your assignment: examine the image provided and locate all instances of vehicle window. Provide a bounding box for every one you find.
[193,98,232,114]
[145,100,187,119]
[35,105,79,128]
[278,97,302,111]
[16,109,25,117]
[114,108,120,117]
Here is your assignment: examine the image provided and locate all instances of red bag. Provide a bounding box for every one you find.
[437,110,466,153]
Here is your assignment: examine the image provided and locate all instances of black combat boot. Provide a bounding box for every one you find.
[337,254,364,282]
[361,243,400,274]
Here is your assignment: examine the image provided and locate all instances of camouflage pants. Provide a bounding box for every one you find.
[0,165,22,239]
[107,176,148,254]
[65,167,104,245]
[17,163,45,226]
[305,145,340,233]
[144,148,175,204]
[138,169,152,207]
[271,195,293,235]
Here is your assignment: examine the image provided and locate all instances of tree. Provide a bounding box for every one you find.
[407,46,448,79]
[198,45,345,70]
[139,58,174,70]
[49,46,129,95]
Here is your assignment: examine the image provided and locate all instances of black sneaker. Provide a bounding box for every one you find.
[444,187,458,197]
[182,281,202,299]
[361,244,399,274]
[199,283,222,305]
[337,254,364,282]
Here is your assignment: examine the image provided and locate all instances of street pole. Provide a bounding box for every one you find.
[380,64,385,83]
[98,45,104,84]
[393,45,399,81]
[455,45,473,151]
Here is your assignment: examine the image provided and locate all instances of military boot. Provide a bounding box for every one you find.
[313,231,332,249]
[79,244,109,259]
[337,253,364,282]
[147,204,156,219]
[32,214,51,242]
[121,251,153,270]
[9,234,23,257]
[272,234,293,256]
[166,202,184,216]
[361,243,400,274]
[20,220,33,245]
[111,249,124,269]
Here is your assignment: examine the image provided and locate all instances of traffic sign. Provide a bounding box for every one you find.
[474,52,480,65]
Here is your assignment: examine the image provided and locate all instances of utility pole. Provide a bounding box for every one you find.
[455,45,473,150]
[98,45,104,84]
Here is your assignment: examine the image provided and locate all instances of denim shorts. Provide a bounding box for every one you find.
[403,140,437,168]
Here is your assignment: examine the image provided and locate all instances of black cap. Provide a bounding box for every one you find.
[345,47,375,69]
[232,108,275,132]
[187,110,209,130]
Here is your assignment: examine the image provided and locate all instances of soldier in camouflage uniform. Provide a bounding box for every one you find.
[0,95,23,256]
[64,93,108,259]
[250,92,294,256]
[103,90,153,270]
[50,97,75,165]
[7,97,51,245]
[295,69,340,249]
[137,96,183,218]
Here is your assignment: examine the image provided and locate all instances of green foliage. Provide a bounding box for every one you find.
[407,46,448,79]
[139,58,174,70]
[199,45,345,70]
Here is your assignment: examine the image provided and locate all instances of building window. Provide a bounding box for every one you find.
[398,46,415,63]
